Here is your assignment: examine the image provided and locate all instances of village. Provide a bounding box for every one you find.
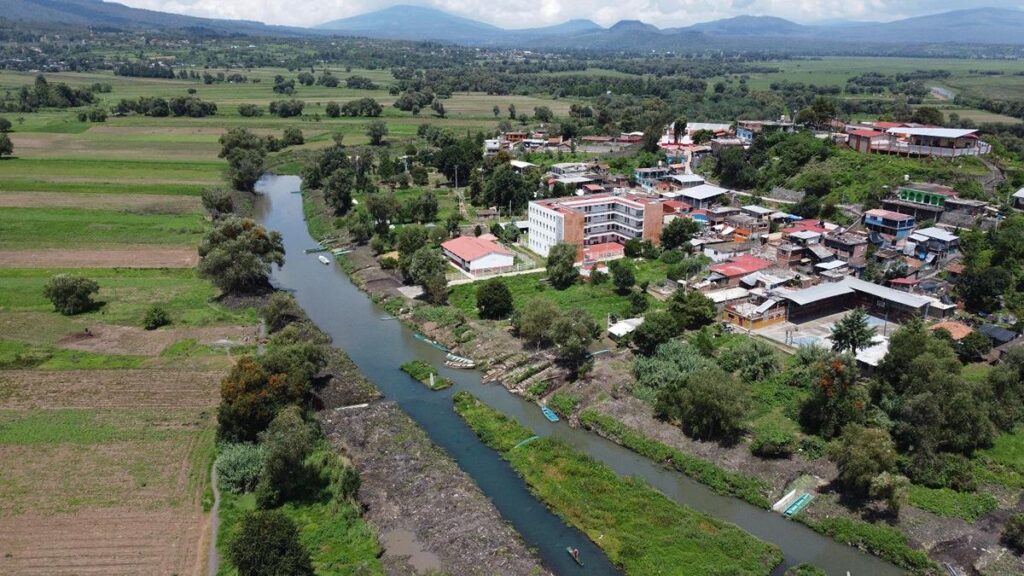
[436,117,1016,371]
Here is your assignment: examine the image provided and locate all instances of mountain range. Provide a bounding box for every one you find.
[9,0,1024,49]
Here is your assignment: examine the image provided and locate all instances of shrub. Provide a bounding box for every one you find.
[476,278,513,319]
[750,416,796,458]
[1003,513,1024,553]
[260,292,305,333]
[216,442,264,494]
[720,338,780,382]
[201,187,234,217]
[228,509,314,576]
[255,406,317,508]
[547,391,580,417]
[43,274,99,315]
[785,564,826,576]
[143,305,170,330]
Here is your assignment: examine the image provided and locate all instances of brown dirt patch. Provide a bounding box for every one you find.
[0,507,204,576]
[0,247,199,268]
[0,369,221,409]
[0,191,200,213]
[57,324,257,356]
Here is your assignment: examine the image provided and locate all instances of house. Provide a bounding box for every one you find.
[864,209,915,244]
[710,138,745,152]
[979,324,1018,347]
[608,317,644,339]
[583,242,625,263]
[708,255,772,287]
[847,129,886,153]
[736,120,796,142]
[725,214,769,241]
[777,277,937,323]
[634,166,671,190]
[908,227,959,261]
[723,296,786,330]
[527,194,664,259]
[1014,188,1024,210]
[442,236,514,275]
[509,160,538,173]
[823,232,869,265]
[703,240,758,262]
[674,184,727,210]
[876,127,991,158]
[881,182,957,221]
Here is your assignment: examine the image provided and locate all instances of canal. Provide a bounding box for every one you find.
[256,174,903,576]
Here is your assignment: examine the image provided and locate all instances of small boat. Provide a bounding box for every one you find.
[318,255,330,265]
[413,332,449,352]
[541,405,559,422]
[445,353,477,369]
[565,546,583,566]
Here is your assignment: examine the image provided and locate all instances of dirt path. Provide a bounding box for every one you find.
[0,247,199,268]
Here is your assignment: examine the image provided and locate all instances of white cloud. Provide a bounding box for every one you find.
[112,0,1022,29]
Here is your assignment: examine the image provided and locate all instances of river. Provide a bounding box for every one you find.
[255,174,903,576]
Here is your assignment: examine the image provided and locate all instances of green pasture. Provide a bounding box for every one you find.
[0,206,206,248]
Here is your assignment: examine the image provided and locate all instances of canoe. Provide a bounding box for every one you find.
[565,546,583,566]
[541,405,559,422]
[318,255,330,265]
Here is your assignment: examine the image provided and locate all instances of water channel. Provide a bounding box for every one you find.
[255,174,904,576]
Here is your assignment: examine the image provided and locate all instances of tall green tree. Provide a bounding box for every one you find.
[198,218,284,294]
[660,218,700,251]
[830,308,877,353]
[831,426,898,497]
[366,119,388,145]
[546,243,579,289]
[228,509,314,576]
[476,278,513,319]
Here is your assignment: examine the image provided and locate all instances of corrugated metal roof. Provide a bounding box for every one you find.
[779,282,854,306]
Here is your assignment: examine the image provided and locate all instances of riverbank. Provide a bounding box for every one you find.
[321,401,550,576]
[453,391,783,575]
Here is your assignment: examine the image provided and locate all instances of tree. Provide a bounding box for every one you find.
[366,119,388,146]
[641,123,662,153]
[255,406,316,508]
[323,168,354,215]
[632,311,677,356]
[476,278,513,320]
[661,217,699,251]
[492,104,500,117]
[831,426,898,497]
[261,293,305,333]
[396,225,430,282]
[202,188,234,217]
[830,308,877,353]
[668,289,716,331]
[431,99,446,118]
[1003,513,1024,554]
[228,509,314,576]
[325,101,340,117]
[672,117,687,144]
[43,274,99,315]
[512,298,561,347]
[610,260,636,294]
[656,366,748,441]
[408,247,448,304]
[226,148,266,192]
[911,106,944,126]
[143,305,170,330]
[720,338,780,382]
[869,472,909,515]
[0,133,13,158]
[507,103,516,119]
[551,308,600,378]
[546,243,579,289]
[957,330,992,363]
[218,357,302,442]
[798,350,866,438]
[628,290,649,316]
[198,218,285,294]
[533,106,553,123]
[281,127,303,147]
[0,117,11,132]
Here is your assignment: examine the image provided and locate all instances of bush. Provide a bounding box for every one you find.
[261,292,305,333]
[750,416,796,458]
[476,278,513,319]
[255,406,317,508]
[216,442,264,494]
[201,187,234,217]
[143,305,170,330]
[228,509,314,576]
[785,564,826,576]
[720,338,780,382]
[43,274,99,315]
[1003,513,1024,553]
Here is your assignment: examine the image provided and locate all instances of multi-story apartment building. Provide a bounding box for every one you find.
[527,194,664,259]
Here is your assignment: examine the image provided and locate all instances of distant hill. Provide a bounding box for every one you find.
[682,15,809,37]
[316,4,500,43]
[7,0,312,35]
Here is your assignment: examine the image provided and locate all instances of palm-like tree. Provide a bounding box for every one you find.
[672,117,687,145]
[830,308,878,354]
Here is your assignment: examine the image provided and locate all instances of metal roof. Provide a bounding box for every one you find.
[842,277,932,309]
[885,127,978,139]
[914,227,959,243]
[778,282,854,306]
[681,184,728,201]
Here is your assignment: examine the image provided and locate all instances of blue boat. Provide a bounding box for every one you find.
[541,405,560,422]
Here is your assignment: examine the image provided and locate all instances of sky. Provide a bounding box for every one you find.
[113,0,1022,29]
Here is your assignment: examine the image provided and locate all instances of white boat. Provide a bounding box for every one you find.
[318,255,330,265]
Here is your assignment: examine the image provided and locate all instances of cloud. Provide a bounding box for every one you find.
[113,0,1022,29]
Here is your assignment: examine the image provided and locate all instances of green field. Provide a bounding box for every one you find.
[0,268,256,327]
[0,207,206,248]
[453,391,782,575]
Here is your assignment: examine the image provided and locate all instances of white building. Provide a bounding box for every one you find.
[441,236,514,274]
[527,194,664,259]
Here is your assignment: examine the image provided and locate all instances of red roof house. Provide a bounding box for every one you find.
[709,255,772,286]
[441,236,514,274]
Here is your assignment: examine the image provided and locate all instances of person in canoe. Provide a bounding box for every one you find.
[567,546,582,565]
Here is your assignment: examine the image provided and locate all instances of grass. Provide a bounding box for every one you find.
[0,206,206,248]
[905,485,998,521]
[399,359,452,390]
[0,268,256,328]
[453,391,782,575]
[546,390,580,417]
[449,259,669,322]
[974,427,1024,489]
[802,517,938,573]
[0,339,146,369]
[0,408,180,444]
[579,408,772,509]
